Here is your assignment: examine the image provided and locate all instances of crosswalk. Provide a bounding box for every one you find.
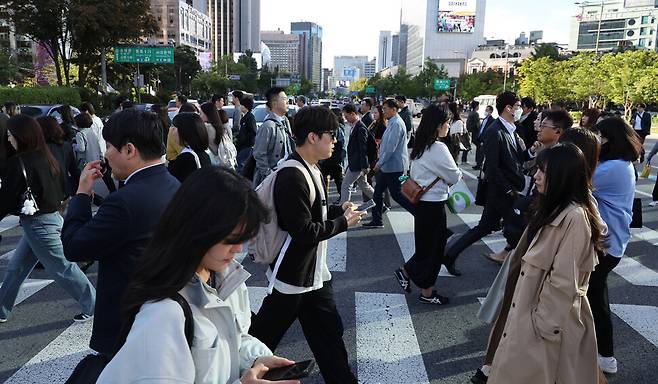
[1,170,658,383]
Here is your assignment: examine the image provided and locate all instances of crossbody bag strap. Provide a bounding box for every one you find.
[410,161,442,191]
[18,157,29,184]
[170,293,195,348]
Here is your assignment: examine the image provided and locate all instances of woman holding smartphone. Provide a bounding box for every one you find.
[98,167,298,384]
[394,103,461,305]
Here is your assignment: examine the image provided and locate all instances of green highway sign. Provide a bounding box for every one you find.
[365,86,376,94]
[114,46,174,64]
[434,78,451,91]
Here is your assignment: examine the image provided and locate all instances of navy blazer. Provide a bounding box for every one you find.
[347,120,369,172]
[62,164,180,354]
[482,119,526,195]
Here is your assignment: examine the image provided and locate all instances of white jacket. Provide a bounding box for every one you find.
[97,261,272,384]
[409,141,462,202]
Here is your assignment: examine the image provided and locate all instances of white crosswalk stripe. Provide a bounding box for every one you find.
[611,304,658,348]
[0,216,19,234]
[0,278,54,306]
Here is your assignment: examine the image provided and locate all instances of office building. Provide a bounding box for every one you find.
[260,30,300,75]
[334,55,369,82]
[570,0,658,52]
[291,21,322,90]
[364,58,376,78]
[529,30,543,44]
[0,7,35,70]
[378,31,393,71]
[515,32,529,45]
[322,67,333,92]
[391,33,400,65]
[207,0,260,61]
[150,0,212,53]
[467,44,535,75]
[399,0,486,76]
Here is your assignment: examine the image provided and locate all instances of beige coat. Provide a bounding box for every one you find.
[489,204,599,384]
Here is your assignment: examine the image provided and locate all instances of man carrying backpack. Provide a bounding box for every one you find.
[249,106,366,384]
[340,103,375,204]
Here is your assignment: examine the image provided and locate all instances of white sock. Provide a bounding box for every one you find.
[480,365,491,376]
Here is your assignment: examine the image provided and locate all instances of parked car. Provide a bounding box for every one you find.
[253,104,300,128]
[414,102,424,117]
[20,105,81,124]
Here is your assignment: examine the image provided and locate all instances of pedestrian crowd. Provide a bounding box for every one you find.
[0,86,652,383]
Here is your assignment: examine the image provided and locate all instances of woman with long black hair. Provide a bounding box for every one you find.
[167,112,212,183]
[0,115,96,323]
[394,103,461,304]
[98,167,298,384]
[489,143,605,384]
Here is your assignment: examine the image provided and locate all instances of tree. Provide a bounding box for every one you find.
[411,59,449,98]
[531,44,560,60]
[517,57,569,106]
[0,49,24,85]
[172,46,202,94]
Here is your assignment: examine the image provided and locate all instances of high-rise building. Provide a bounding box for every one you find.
[291,21,322,91]
[236,0,260,53]
[322,67,333,92]
[391,33,400,66]
[400,0,486,77]
[0,6,35,70]
[334,55,368,81]
[150,0,212,53]
[378,31,393,71]
[570,1,658,52]
[260,30,300,75]
[364,58,376,78]
[207,0,260,61]
[529,30,543,44]
[515,32,529,45]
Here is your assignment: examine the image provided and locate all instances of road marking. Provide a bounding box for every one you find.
[388,211,453,277]
[614,257,658,287]
[327,231,347,272]
[611,304,658,348]
[636,189,652,198]
[630,226,658,246]
[1,249,14,261]
[1,279,54,306]
[5,320,93,384]
[0,216,19,233]
[248,286,268,314]
[456,213,507,254]
[355,292,430,384]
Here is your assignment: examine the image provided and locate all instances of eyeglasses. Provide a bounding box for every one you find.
[539,123,559,130]
[318,131,336,139]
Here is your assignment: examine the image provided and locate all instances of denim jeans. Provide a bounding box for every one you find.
[0,212,96,318]
[372,171,416,224]
[236,147,253,174]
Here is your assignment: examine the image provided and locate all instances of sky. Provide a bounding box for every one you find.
[260,0,577,69]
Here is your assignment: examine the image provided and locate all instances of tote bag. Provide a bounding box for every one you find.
[447,179,475,214]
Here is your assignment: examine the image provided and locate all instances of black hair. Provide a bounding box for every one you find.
[542,109,573,131]
[485,105,494,112]
[383,99,398,110]
[596,117,642,162]
[559,128,600,180]
[410,103,451,160]
[362,98,373,109]
[119,167,268,351]
[177,94,188,104]
[121,100,134,110]
[495,91,520,115]
[74,113,93,129]
[637,103,646,109]
[58,104,75,125]
[448,102,461,122]
[150,104,170,130]
[79,102,96,115]
[211,94,224,105]
[331,107,345,124]
[37,116,65,145]
[580,108,601,130]
[293,106,338,147]
[530,143,605,254]
[241,95,255,111]
[395,95,406,103]
[200,102,225,146]
[179,102,198,113]
[103,109,165,160]
[521,97,536,109]
[172,112,209,153]
[470,100,480,110]
[342,104,358,114]
[8,114,60,176]
[232,90,244,103]
[265,87,285,109]
[218,109,229,125]
[4,101,18,116]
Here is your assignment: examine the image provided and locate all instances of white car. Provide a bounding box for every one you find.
[253,104,300,128]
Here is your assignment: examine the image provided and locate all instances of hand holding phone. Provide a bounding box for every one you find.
[261,359,315,381]
[357,200,376,212]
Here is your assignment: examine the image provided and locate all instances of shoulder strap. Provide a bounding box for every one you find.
[278,159,317,205]
[170,293,194,349]
[18,157,29,185]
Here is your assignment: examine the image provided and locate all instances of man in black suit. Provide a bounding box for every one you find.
[472,105,495,170]
[62,109,180,356]
[443,92,526,276]
[517,97,538,146]
[340,103,374,203]
[631,103,652,162]
[360,98,374,128]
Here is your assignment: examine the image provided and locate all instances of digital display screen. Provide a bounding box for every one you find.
[437,0,476,33]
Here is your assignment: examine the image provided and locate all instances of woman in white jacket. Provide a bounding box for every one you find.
[394,103,462,305]
[98,167,298,384]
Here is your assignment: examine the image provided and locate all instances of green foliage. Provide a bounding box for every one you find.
[0,50,24,85]
[457,70,511,102]
[517,57,569,105]
[0,86,82,105]
[531,44,560,60]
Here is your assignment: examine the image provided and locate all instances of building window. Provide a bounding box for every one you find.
[641,15,650,24]
[641,27,647,35]
[639,38,647,47]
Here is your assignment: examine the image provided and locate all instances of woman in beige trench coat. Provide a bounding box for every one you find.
[489,143,606,384]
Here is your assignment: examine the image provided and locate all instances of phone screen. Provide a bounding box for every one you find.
[357,200,376,212]
[262,359,315,381]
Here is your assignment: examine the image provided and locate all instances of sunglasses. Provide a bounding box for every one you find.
[318,131,336,139]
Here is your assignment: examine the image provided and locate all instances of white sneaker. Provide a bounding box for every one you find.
[598,355,618,374]
[649,201,658,207]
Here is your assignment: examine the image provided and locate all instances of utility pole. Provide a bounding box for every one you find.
[101,46,107,93]
[503,45,510,91]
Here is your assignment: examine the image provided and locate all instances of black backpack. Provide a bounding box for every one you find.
[366,129,378,165]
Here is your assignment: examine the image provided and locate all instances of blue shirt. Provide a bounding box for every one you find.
[377,114,408,173]
[592,160,635,257]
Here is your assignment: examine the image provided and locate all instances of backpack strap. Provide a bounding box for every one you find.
[170,293,194,348]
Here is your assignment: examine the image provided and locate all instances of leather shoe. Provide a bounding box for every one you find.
[443,257,462,276]
[470,368,488,383]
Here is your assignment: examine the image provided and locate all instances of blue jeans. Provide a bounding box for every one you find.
[372,171,416,224]
[236,147,253,174]
[0,212,96,318]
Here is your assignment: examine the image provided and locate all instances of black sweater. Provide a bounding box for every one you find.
[0,150,66,220]
[272,151,347,287]
[236,111,257,152]
[167,150,211,183]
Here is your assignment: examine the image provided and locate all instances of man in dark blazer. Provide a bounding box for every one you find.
[62,109,180,356]
[360,98,374,128]
[631,103,652,162]
[517,97,538,146]
[472,105,495,170]
[443,92,526,276]
[340,104,374,203]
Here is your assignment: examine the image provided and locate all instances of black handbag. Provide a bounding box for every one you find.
[630,197,642,228]
[241,154,256,181]
[475,168,488,207]
[65,293,194,384]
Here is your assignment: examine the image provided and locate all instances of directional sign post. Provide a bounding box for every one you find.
[365,86,376,94]
[114,46,174,64]
[433,78,451,91]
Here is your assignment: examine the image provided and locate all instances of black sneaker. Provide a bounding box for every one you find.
[394,269,412,293]
[362,221,384,228]
[419,291,450,305]
[471,368,488,384]
[0,316,7,323]
[73,313,94,323]
[383,206,390,214]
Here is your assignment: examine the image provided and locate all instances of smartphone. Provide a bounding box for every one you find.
[357,199,376,212]
[262,359,315,381]
[99,159,109,176]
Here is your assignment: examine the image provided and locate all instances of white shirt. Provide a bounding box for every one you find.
[124,162,164,184]
[410,141,462,201]
[267,158,331,294]
[449,120,465,135]
[90,115,106,157]
[499,117,518,150]
[634,112,644,130]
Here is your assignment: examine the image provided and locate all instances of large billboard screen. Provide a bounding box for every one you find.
[437,0,476,33]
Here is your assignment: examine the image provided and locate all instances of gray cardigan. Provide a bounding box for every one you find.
[252,113,292,186]
[377,114,408,173]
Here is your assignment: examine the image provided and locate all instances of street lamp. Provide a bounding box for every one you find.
[503,44,510,91]
[575,1,605,54]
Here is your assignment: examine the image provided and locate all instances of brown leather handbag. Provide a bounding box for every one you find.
[401,175,442,205]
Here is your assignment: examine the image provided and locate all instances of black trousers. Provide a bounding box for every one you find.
[652,175,658,201]
[587,253,621,357]
[474,141,484,167]
[249,280,357,384]
[321,162,343,197]
[445,189,519,262]
[404,201,448,289]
